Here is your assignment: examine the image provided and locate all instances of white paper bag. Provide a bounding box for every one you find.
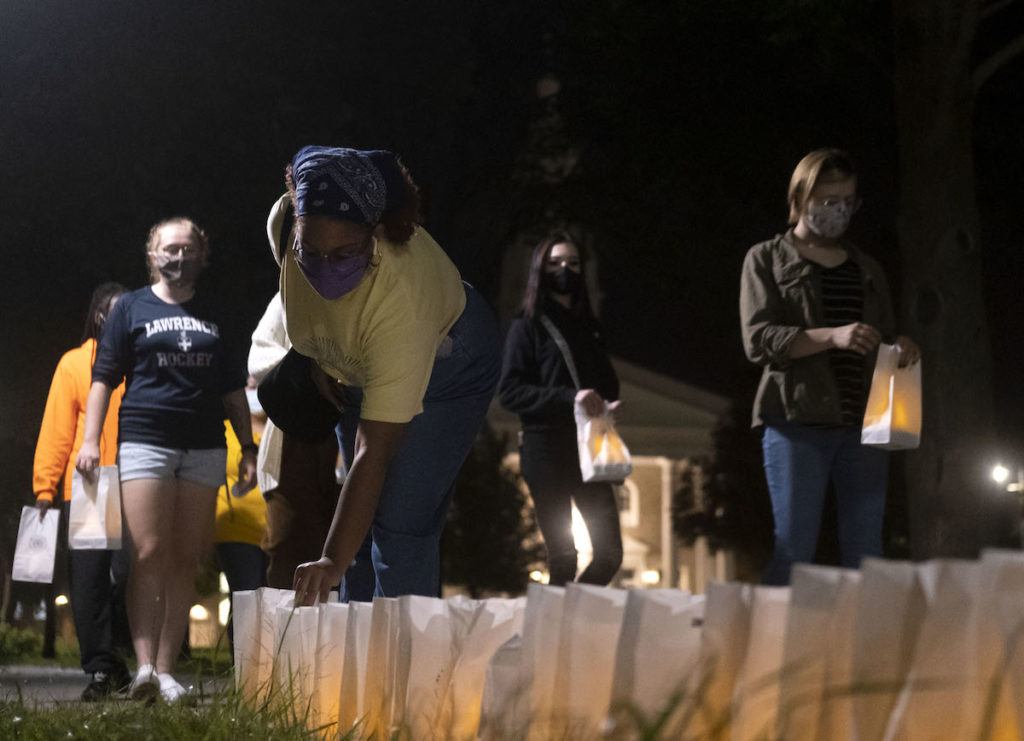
[776,564,861,741]
[575,402,632,482]
[520,583,567,739]
[12,506,60,583]
[552,583,629,738]
[361,597,400,739]
[862,343,922,450]
[693,581,754,737]
[478,634,525,741]
[884,560,985,741]
[445,596,525,740]
[69,466,122,549]
[608,589,705,734]
[313,602,350,732]
[337,600,375,735]
[274,604,320,718]
[850,558,926,741]
[730,585,790,741]
[232,589,261,696]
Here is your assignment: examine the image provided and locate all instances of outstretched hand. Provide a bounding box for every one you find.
[293,556,343,607]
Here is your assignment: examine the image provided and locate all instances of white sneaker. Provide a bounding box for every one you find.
[157,672,190,703]
[129,664,159,703]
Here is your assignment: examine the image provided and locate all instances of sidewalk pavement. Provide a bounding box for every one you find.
[0,665,226,705]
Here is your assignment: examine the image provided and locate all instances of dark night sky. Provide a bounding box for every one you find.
[2,1,1024,462]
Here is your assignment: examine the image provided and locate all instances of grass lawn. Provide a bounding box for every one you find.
[0,689,328,741]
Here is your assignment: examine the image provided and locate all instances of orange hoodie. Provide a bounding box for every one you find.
[32,339,124,503]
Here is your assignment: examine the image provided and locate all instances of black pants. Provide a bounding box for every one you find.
[520,430,623,587]
[262,433,341,589]
[216,541,267,651]
[64,504,131,675]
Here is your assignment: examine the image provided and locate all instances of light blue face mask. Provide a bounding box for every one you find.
[806,200,853,239]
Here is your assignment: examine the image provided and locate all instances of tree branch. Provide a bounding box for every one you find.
[981,0,1018,21]
[973,30,1024,90]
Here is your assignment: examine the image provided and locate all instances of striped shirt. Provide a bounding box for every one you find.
[818,259,865,425]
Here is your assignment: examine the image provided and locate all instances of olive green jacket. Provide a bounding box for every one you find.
[739,230,897,428]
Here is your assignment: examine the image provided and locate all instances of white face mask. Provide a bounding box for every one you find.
[245,388,263,415]
[805,200,853,239]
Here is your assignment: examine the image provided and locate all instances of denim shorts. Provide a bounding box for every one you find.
[117,442,227,488]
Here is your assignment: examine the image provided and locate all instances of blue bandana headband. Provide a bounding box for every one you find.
[291,145,403,224]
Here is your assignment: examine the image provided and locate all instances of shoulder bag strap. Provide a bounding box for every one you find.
[538,314,581,389]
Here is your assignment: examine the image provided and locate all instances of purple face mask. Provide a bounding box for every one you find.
[294,246,372,300]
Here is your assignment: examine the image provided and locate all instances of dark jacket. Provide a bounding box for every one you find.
[740,230,897,428]
[498,303,619,435]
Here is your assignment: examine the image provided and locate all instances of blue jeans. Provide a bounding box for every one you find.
[761,422,889,585]
[337,284,501,600]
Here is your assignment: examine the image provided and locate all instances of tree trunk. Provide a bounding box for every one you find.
[892,0,1019,558]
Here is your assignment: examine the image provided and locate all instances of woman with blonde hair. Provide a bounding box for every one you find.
[740,148,920,585]
[77,218,256,701]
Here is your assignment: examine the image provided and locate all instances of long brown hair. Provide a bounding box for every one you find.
[519,231,596,321]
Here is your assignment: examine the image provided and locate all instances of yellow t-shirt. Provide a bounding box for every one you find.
[268,194,467,423]
[214,421,266,546]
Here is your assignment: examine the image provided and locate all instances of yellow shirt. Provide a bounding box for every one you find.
[269,194,466,423]
[214,421,266,546]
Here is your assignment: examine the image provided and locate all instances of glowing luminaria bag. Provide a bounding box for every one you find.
[574,402,633,482]
[861,343,922,450]
[538,314,632,482]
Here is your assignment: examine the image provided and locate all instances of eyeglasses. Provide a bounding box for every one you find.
[817,196,862,211]
[157,243,199,257]
[293,235,373,267]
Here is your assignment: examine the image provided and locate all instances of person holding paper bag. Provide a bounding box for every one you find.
[32,282,131,700]
[740,148,920,586]
[76,218,257,702]
[498,232,623,587]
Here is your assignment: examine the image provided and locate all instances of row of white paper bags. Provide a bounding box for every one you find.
[232,589,525,739]
[689,553,1024,741]
[232,584,708,740]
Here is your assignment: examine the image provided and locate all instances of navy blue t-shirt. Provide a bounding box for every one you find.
[92,286,246,449]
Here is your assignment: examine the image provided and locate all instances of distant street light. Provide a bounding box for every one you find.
[992,464,1024,493]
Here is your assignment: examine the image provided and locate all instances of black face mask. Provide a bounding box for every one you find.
[156,255,201,286]
[545,267,582,296]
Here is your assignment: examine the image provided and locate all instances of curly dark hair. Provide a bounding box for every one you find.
[519,231,596,321]
[284,153,422,245]
[82,281,128,343]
